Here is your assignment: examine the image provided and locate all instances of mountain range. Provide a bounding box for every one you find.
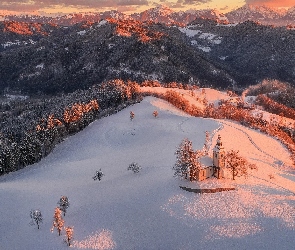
[1,5,295,27]
[0,5,295,96]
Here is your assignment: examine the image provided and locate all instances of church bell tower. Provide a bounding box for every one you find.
[213,135,225,178]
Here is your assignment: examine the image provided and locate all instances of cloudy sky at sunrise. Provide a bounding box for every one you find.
[0,0,294,15]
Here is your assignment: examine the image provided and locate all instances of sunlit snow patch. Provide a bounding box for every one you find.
[71,230,116,249]
[77,30,87,35]
[178,27,201,37]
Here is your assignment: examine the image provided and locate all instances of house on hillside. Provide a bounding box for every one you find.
[189,135,225,181]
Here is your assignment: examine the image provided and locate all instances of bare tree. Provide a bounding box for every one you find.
[153,110,159,118]
[174,138,197,179]
[225,150,257,180]
[189,149,202,181]
[58,196,70,216]
[51,207,64,236]
[93,169,104,181]
[30,209,43,229]
[128,162,142,173]
[65,226,74,246]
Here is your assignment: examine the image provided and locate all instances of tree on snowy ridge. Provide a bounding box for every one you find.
[64,226,74,246]
[57,196,70,216]
[51,207,64,236]
[128,162,142,173]
[30,209,43,229]
[93,169,104,181]
[189,149,202,181]
[173,138,197,179]
[225,150,257,180]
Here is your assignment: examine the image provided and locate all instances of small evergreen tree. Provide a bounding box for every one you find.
[51,207,64,236]
[58,196,70,216]
[93,169,104,181]
[30,209,43,229]
[128,162,142,173]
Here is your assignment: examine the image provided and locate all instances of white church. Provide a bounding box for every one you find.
[190,135,226,181]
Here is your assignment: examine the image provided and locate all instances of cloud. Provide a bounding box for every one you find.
[0,0,150,12]
[245,0,295,8]
[177,0,212,6]
[117,0,149,6]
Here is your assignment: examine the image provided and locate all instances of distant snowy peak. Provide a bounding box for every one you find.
[131,6,228,25]
[131,6,175,24]
[2,4,295,27]
[226,4,294,25]
[285,6,295,19]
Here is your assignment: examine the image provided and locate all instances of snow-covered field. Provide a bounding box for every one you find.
[1,96,295,250]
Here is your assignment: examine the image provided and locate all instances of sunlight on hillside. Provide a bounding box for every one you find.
[206,223,262,239]
[161,188,295,239]
[71,230,116,249]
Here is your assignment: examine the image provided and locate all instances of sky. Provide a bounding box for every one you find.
[0,0,294,16]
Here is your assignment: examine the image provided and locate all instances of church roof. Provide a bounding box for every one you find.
[199,155,213,167]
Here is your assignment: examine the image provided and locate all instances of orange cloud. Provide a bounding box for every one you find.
[245,0,295,8]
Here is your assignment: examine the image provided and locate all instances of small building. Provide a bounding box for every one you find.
[189,135,225,181]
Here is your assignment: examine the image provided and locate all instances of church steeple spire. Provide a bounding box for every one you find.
[215,135,224,150]
[213,135,225,172]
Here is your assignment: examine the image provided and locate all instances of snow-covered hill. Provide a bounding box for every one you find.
[0,96,295,249]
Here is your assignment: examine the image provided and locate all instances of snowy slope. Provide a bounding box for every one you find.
[0,96,295,250]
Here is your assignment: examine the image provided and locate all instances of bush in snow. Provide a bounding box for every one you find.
[93,169,104,181]
[51,207,64,236]
[130,111,135,121]
[58,196,70,216]
[128,162,142,173]
[30,209,43,229]
[153,110,158,118]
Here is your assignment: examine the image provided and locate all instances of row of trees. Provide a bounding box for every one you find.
[255,94,295,120]
[0,79,141,175]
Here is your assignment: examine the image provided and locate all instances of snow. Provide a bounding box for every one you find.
[36,63,44,70]
[77,30,86,35]
[4,94,29,101]
[219,56,228,60]
[0,95,295,249]
[178,27,201,37]
[199,32,216,40]
[1,39,36,49]
[197,46,211,52]
[97,20,107,28]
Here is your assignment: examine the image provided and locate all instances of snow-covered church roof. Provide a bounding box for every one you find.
[200,155,213,167]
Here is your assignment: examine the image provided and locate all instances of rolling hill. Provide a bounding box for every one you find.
[0,95,294,250]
